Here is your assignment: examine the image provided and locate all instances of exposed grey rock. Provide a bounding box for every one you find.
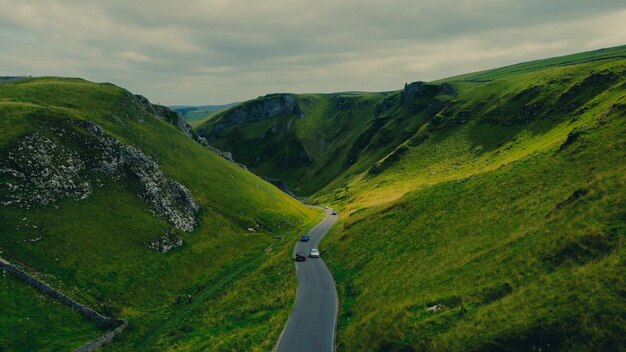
[0,121,200,232]
[426,304,445,313]
[213,94,300,131]
[118,144,199,232]
[0,134,91,208]
[145,230,183,253]
[130,94,199,141]
[129,94,250,172]
[261,176,298,198]
[205,145,248,170]
[402,81,426,105]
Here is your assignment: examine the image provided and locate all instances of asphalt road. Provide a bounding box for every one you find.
[277,208,339,352]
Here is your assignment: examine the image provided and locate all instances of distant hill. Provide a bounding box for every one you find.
[171,103,239,127]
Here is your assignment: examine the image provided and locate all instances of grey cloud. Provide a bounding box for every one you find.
[0,0,625,104]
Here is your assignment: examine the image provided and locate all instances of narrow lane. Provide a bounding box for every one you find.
[277,208,339,352]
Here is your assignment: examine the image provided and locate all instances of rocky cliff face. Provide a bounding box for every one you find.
[212,94,300,131]
[401,81,457,113]
[132,94,198,140]
[402,81,426,105]
[0,120,200,232]
[127,94,247,170]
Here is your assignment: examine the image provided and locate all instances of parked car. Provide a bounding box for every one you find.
[310,248,320,258]
[295,252,307,261]
[331,211,337,215]
[300,235,310,242]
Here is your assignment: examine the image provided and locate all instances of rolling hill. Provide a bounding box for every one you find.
[199,45,626,351]
[0,77,319,351]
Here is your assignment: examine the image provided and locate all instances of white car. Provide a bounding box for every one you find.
[310,248,320,258]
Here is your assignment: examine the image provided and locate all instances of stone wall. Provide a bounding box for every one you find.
[74,320,128,352]
[0,257,127,351]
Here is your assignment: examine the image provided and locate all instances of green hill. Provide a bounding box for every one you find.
[200,45,626,351]
[196,91,412,196]
[197,45,626,201]
[2,44,625,351]
[318,47,626,351]
[0,77,319,351]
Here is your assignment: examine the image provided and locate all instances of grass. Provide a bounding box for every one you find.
[0,77,320,350]
[197,92,407,196]
[105,209,323,351]
[324,113,625,349]
[193,45,626,350]
[313,48,626,351]
[2,44,625,351]
[0,273,102,351]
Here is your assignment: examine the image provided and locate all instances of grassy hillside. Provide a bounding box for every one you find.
[196,91,435,196]
[0,274,102,351]
[197,45,626,201]
[196,45,626,350]
[315,48,626,350]
[0,77,319,350]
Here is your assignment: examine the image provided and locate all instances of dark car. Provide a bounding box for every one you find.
[331,211,338,215]
[295,252,306,261]
[300,235,310,242]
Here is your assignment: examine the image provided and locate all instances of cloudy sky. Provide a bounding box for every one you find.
[1,1,626,105]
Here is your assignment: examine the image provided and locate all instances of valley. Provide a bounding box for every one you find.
[1,44,625,351]
[195,45,626,351]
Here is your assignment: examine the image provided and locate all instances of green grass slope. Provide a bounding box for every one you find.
[0,273,102,351]
[0,77,319,350]
[197,45,626,201]
[314,48,626,350]
[197,90,441,196]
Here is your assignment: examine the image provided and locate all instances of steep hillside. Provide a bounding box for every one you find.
[197,46,626,200]
[314,45,626,209]
[316,48,626,350]
[196,91,431,196]
[0,77,319,351]
[197,45,626,350]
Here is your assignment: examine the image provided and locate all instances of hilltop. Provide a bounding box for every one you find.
[0,77,319,351]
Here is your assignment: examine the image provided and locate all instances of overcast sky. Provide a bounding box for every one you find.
[1,1,626,105]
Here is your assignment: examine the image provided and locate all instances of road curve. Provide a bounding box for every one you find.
[277,208,339,352]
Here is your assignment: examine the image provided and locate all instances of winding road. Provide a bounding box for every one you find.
[277,207,339,352]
